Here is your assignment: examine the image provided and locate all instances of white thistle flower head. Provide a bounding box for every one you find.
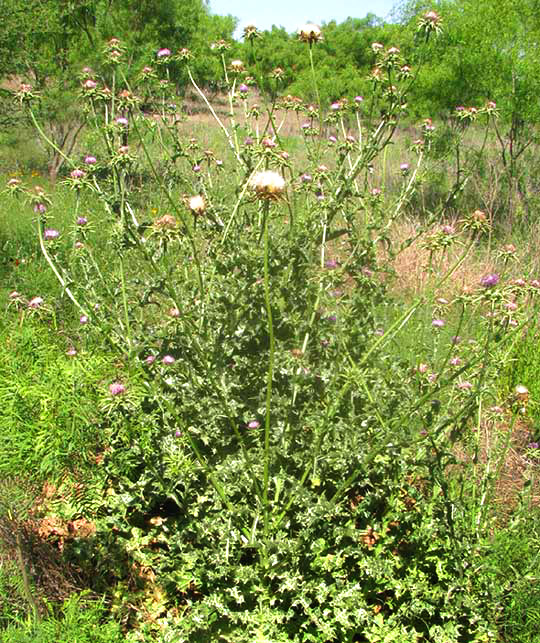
[230,59,244,72]
[250,170,285,200]
[298,23,322,44]
[188,194,206,215]
[515,385,529,402]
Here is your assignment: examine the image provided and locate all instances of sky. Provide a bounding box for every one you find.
[209,0,399,39]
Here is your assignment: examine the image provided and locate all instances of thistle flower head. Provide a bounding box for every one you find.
[154,214,177,229]
[249,170,285,200]
[157,48,171,58]
[28,296,43,308]
[230,59,244,72]
[480,273,499,288]
[298,23,322,44]
[188,195,206,215]
[44,229,59,240]
[243,24,260,41]
[109,382,126,396]
[418,9,443,36]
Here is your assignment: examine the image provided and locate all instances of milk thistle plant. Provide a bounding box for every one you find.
[7,11,537,642]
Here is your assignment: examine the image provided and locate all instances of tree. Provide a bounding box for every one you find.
[0,0,213,177]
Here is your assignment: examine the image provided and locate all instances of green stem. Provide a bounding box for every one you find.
[119,257,131,347]
[36,219,89,317]
[262,204,275,557]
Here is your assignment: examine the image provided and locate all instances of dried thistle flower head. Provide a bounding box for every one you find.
[250,170,285,200]
[177,47,193,61]
[298,23,322,44]
[188,194,206,215]
[211,39,231,52]
[154,214,177,229]
[472,209,487,222]
[515,385,529,402]
[243,24,260,41]
[230,59,244,72]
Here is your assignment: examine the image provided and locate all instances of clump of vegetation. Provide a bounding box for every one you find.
[2,3,540,642]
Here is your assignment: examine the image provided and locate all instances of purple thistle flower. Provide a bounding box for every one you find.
[115,116,128,126]
[238,83,249,93]
[324,259,339,269]
[192,164,201,173]
[301,173,312,183]
[330,102,341,111]
[247,420,260,429]
[77,216,88,225]
[244,136,254,146]
[70,168,85,179]
[528,442,539,449]
[109,382,126,396]
[34,203,46,214]
[44,229,59,240]
[84,155,97,165]
[480,273,500,288]
[175,429,182,437]
[432,318,445,328]
[328,135,337,143]
[400,162,410,173]
[80,315,88,324]
[66,348,77,357]
[157,48,171,58]
[162,355,175,365]
[354,95,364,103]
[145,355,156,365]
